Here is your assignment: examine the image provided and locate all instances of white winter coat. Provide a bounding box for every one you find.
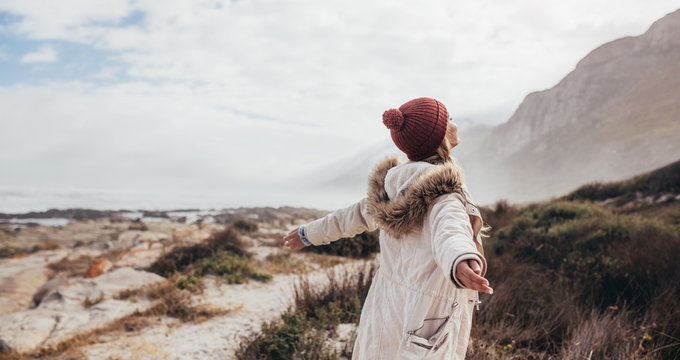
[304,157,486,359]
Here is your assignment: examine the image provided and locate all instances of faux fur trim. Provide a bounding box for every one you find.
[366,156,465,237]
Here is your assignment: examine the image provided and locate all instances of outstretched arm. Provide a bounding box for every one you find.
[282,198,377,249]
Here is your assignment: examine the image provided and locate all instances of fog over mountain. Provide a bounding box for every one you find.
[311,9,680,205]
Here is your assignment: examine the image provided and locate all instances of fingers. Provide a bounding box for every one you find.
[468,260,482,275]
[457,262,493,294]
[282,228,305,250]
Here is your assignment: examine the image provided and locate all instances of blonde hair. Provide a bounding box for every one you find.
[421,137,492,238]
[422,137,453,165]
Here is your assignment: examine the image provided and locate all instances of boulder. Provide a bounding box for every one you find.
[0,249,69,315]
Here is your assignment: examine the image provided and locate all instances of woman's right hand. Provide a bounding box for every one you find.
[283,228,306,250]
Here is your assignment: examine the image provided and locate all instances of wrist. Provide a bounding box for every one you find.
[298,226,312,247]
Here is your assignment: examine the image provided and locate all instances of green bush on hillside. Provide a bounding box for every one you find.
[471,199,680,359]
[495,201,680,308]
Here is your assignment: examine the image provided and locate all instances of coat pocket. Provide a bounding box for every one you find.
[406,300,460,352]
[407,316,451,351]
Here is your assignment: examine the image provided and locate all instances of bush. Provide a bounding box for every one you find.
[303,230,379,258]
[148,227,249,277]
[564,182,626,202]
[470,198,680,359]
[232,219,259,233]
[176,275,203,292]
[565,158,680,203]
[236,262,377,359]
[198,250,271,284]
[479,199,519,237]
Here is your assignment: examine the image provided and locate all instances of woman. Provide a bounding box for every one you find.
[283,97,492,359]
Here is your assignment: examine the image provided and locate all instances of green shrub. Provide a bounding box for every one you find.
[232,219,259,233]
[304,230,379,258]
[565,182,626,202]
[148,227,249,277]
[176,275,202,292]
[198,250,271,284]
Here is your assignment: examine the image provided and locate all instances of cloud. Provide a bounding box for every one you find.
[0,0,679,210]
[20,44,58,63]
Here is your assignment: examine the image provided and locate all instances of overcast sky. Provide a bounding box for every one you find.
[0,0,678,211]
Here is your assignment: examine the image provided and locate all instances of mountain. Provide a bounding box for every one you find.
[302,9,680,205]
[467,8,680,203]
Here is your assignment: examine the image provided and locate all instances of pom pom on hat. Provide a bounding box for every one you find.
[382,108,405,130]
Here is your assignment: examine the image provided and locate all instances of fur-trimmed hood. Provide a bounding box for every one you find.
[366,157,466,237]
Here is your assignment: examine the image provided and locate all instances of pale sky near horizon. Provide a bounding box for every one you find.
[1,0,678,211]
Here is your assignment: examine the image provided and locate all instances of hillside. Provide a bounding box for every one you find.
[564,156,680,204]
[469,8,680,203]
[311,9,680,206]
[465,158,680,359]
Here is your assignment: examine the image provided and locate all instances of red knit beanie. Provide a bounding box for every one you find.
[382,97,449,161]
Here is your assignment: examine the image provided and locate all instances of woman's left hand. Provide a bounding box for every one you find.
[283,228,306,250]
[456,260,493,294]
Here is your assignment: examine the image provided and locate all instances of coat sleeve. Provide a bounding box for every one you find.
[303,198,379,246]
[427,193,487,288]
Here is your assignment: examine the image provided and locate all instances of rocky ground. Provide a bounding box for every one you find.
[0,207,361,359]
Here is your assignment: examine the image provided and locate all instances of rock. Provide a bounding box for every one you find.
[0,249,69,315]
[0,311,58,353]
[31,275,69,308]
[172,227,211,243]
[41,267,164,308]
[84,258,113,278]
[334,323,358,356]
[114,246,165,269]
[114,231,168,250]
[65,247,102,260]
[0,268,164,354]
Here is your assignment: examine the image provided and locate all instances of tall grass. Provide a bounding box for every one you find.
[236,262,377,360]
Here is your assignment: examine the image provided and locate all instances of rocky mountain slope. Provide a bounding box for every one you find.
[466,8,680,203]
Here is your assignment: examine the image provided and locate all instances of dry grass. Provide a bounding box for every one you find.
[47,255,94,278]
[47,249,124,279]
[259,251,348,275]
[82,293,105,308]
[479,199,519,236]
[236,262,377,360]
[30,240,62,253]
[260,252,310,274]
